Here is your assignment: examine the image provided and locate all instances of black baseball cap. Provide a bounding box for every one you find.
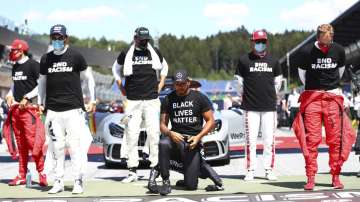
[50,24,67,36]
[174,69,189,82]
[134,27,151,40]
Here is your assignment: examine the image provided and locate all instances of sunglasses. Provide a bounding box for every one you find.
[175,81,188,86]
[51,35,66,41]
[255,40,267,44]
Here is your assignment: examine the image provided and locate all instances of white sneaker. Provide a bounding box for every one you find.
[265,170,278,181]
[72,179,84,194]
[244,170,254,181]
[121,171,138,183]
[48,179,64,194]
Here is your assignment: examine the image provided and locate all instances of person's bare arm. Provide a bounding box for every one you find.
[188,110,215,149]
[160,113,184,144]
[158,75,166,93]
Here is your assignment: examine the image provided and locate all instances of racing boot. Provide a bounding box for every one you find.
[304,175,315,191]
[147,167,160,193]
[332,175,344,189]
[175,180,186,187]
[265,169,278,181]
[38,172,48,187]
[205,184,224,191]
[8,175,26,186]
[48,179,64,194]
[72,179,84,194]
[159,179,171,196]
[244,170,254,181]
[122,168,138,183]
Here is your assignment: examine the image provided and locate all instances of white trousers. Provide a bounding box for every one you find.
[45,108,92,180]
[124,99,160,168]
[245,111,276,171]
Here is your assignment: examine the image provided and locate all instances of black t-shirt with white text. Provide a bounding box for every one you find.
[12,59,39,102]
[235,52,282,111]
[40,48,87,112]
[117,47,163,100]
[161,90,212,136]
[298,42,345,90]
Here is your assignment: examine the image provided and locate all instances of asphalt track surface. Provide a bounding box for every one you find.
[0,128,360,201]
[0,177,360,201]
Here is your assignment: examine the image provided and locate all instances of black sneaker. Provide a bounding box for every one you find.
[159,179,171,196]
[175,180,186,187]
[147,168,159,193]
[205,184,224,191]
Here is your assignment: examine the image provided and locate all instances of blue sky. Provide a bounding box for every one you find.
[0,0,357,42]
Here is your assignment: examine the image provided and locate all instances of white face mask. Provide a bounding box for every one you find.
[254,42,266,52]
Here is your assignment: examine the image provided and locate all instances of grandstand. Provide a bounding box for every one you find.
[280,1,360,83]
[0,16,121,101]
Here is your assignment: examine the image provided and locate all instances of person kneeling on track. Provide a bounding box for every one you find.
[157,69,223,195]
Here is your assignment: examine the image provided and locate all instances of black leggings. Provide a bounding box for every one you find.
[158,135,222,189]
[159,136,200,190]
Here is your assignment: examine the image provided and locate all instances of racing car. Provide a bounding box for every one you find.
[94,78,261,168]
[94,104,264,168]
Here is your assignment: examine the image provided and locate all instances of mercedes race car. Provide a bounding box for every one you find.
[94,105,261,168]
[94,78,261,167]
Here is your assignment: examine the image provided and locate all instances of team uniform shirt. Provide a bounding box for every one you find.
[235,52,282,111]
[12,59,39,102]
[40,48,87,112]
[161,90,212,136]
[299,42,345,90]
[117,48,163,100]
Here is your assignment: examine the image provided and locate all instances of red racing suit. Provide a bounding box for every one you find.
[292,90,356,177]
[3,104,46,178]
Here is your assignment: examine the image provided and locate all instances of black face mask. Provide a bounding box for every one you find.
[136,39,149,50]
